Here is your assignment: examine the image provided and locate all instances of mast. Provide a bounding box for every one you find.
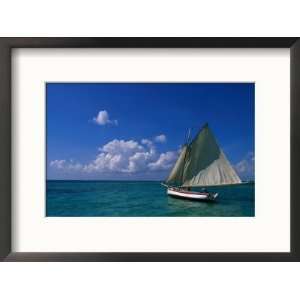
[179,128,191,186]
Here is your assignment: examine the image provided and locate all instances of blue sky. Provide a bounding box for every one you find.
[47,83,254,180]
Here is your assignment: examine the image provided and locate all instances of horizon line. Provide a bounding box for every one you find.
[47,179,255,182]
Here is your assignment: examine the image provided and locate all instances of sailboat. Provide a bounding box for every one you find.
[162,123,241,201]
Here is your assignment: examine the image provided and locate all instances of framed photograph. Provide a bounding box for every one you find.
[0,38,299,261]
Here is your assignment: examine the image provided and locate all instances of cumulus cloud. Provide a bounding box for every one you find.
[50,159,83,172]
[84,139,158,173]
[141,138,153,147]
[51,138,179,175]
[50,160,66,169]
[148,151,178,171]
[93,110,118,126]
[100,139,144,154]
[154,134,167,143]
[235,152,254,180]
[67,162,83,171]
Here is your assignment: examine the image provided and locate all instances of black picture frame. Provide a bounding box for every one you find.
[0,37,299,261]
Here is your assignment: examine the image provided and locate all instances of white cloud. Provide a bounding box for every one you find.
[51,137,179,175]
[235,152,254,180]
[67,162,83,171]
[154,134,167,143]
[50,159,83,171]
[128,151,153,173]
[85,139,158,173]
[141,138,153,147]
[93,110,118,126]
[100,139,144,154]
[50,160,66,169]
[148,151,178,171]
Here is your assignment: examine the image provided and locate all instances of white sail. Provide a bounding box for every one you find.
[165,124,241,187]
[165,145,188,186]
[182,124,241,187]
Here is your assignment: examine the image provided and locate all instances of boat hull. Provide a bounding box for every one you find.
[167,187,218,201]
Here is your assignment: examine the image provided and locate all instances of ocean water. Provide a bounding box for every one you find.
[46,180,255,217]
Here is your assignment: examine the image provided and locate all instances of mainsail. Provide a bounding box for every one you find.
[165,124,241,187]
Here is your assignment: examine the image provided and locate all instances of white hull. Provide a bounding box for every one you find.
[167,187,218,201]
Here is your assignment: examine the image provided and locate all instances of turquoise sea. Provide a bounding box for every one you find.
[46,180,255,217]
